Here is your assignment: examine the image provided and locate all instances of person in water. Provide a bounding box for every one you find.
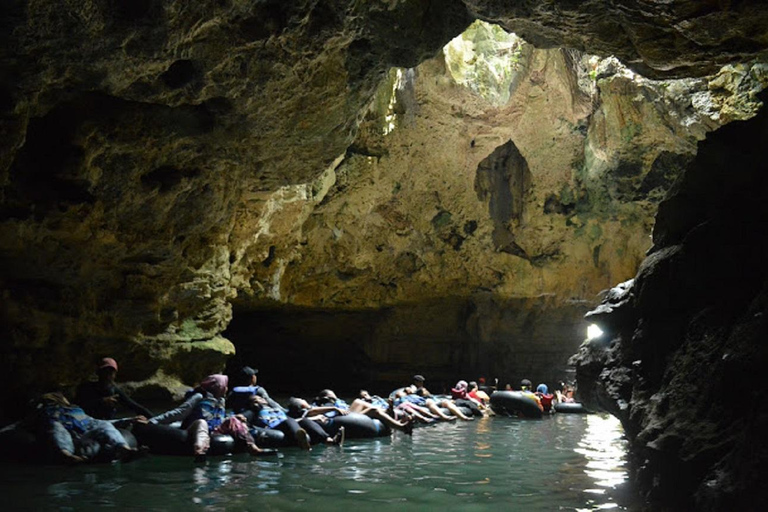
[226,366,285,418]
[76,357,153,421]
[535,384,555,412]
[34,392,139,463]
[519,378,543,411]
[227,366,314,450]
[411,375,473,421]
[450,380,487,416]
[467,381,490,405]
[556,382,576,403]
[312,389,414,434]
[149,374,272,457]
[388,388,440,423]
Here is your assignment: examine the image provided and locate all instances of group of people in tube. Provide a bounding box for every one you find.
[0,357,581,464]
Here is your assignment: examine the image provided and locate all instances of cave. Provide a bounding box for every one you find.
[1,1,768,510]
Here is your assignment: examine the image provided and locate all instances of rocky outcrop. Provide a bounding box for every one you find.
[464,0,768,79]
[571,90,768,510]
[0,0,472,407]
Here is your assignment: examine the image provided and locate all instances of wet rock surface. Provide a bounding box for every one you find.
[571,91,768,510]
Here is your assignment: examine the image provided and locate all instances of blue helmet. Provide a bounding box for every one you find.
[536,384,548,394]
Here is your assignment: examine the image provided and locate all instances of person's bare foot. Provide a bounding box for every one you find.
[332,427,345,446]
[296,428,311,451]
[61,450,85,464]
[248,444,278,457]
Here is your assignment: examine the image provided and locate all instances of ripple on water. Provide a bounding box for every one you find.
[0,413,631,511]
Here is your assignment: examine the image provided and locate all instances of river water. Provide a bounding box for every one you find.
[1,413,631,511]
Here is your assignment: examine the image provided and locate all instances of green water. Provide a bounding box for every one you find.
[1,414,631,511]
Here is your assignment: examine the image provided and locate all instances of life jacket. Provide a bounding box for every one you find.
[366,396,389,409]
[312,398,350,418]
[43,405,94,434]
[229,385,263,413]
[255,405,287,428]
[183,395,226,432]
[536,392,555,412]
[522,391,544,412]
[451,388,470,400]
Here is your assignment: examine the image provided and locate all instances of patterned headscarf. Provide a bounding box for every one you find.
[200,374,228,398]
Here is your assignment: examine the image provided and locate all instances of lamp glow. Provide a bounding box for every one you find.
[587,324,604,340]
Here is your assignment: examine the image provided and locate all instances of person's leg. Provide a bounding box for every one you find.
[274,418,311,450]
[454,399,483,417]
[216,416,273,456]
[425,399,456,420]
[83,420,135,459]
[298,418,331,444]
[187,419,211,456]
[47,421,84,462]
[440,401,473,421]
[397,404,433,423]
[365,408,413,434]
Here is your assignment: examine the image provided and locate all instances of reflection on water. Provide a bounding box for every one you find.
[1,414,632,511]
[574,414,628,512]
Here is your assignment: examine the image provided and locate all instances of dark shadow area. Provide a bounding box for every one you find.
[225,296,589,397]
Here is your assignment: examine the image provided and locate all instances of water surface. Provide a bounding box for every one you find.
[0,414,631,511]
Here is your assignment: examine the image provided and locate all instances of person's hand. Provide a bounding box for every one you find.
[103,395,119,406]
[336,408,348,416]
[235,414,248,423]
[133,416,149,424]
[251,395,268,406]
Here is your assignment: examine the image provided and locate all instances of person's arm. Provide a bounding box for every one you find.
[114,386,153,418]
[256,387,286,411]
[150,393,202,425]
[305,405,348,416]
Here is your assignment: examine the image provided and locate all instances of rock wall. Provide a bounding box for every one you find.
[571,90,768,510]
[0,0,473,406]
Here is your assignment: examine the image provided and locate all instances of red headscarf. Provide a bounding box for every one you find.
[451,380,469,400]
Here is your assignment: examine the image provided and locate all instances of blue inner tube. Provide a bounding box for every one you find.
[553,402,590,414]
[490,391,543,419]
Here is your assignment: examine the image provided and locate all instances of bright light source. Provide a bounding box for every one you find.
[587,324,604,340]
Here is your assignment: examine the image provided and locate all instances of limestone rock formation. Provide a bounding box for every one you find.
[571,90,768,510]
[228,21,765,390]
[0,0,472,401]
[464,0,768,79]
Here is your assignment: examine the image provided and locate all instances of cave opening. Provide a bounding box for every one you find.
[223,19,760,399]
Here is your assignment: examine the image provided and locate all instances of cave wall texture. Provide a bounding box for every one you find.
[571,89,768,511]
[2,1,768,508]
